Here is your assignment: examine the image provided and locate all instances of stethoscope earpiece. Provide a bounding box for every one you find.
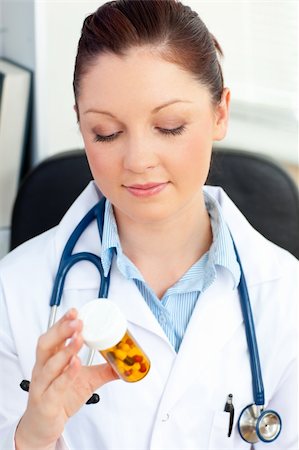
[20,379,30,392]
[86,393,100,404]
[238,404,281,444]
[20,379,100,405]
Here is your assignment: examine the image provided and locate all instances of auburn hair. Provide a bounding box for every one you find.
[73,0,224,105]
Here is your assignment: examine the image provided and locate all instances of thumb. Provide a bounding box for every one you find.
[84,363,119,391]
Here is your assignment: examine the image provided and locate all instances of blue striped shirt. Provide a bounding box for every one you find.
[100,191,240,352]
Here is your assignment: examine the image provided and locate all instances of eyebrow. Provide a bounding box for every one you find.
[151,99,192,113]
[83,109,116,118]
[83,99,192,117]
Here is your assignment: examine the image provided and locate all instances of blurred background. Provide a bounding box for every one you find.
[0,0,298,258]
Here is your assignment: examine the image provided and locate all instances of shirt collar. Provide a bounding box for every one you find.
[204,190,241,289]
[100,193,241,288]
[100,201,121,277]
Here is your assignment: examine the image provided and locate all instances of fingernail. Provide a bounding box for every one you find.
[71,331,78,343]
[70,355,77,367]
[66,308,77,319]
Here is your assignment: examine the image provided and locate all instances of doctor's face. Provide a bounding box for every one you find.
[77,47,229,225]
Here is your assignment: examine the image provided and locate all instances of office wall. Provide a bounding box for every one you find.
[0,1,36,257]
[31,1,100,162]
[0,1,103,165]
[1,0,35,70]
[0,2,3,56]
[1,0,297,166]
[0,1,105,258]
[189,1,298,166]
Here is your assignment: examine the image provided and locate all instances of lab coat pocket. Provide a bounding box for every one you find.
[208,411,234,450]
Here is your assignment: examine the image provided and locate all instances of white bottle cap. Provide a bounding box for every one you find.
[78,299,127,350]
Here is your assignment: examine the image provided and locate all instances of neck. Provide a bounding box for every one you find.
[113,191,212,297]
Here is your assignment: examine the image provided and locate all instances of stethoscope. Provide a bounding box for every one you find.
[20,196,282,443]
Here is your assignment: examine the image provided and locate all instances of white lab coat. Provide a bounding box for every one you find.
[0,182,297,450]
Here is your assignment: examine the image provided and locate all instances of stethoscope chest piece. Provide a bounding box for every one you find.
[238,404,282,444]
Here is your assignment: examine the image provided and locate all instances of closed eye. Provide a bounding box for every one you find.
[158,125,186,136]
[93,131,122,143]
[93,125,186,143]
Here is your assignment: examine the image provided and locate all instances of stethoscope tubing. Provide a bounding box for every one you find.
[49,198,107,308]
[232,240,265,406]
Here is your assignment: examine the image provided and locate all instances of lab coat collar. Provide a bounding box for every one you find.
[53,181,282,292]
[203,185,282,285]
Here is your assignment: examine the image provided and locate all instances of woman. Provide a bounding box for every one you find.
[0,1,297,449]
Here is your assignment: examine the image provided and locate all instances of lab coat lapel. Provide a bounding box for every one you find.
[108,259,169,342]
[55,183,281,291]
[160,270,243,410]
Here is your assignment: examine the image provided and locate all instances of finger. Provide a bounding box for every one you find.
[33,354,83,418]
[49,308,80,353]
[51,362,118,407]
[34,332,84,394]
[35,309,82,366]
[83,363,120,391]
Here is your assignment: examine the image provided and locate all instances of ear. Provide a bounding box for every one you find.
[212,88,230,141]
[73,104,80,124]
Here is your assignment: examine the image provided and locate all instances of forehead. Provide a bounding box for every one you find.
[78,47,211,110]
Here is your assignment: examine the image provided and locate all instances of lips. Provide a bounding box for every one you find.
[124,182,168,197]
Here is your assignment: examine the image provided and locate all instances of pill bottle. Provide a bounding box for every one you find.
[79,299,150,382]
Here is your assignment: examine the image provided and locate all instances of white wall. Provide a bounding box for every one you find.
[0,0,36,258]
[0,1,3,56]
[190,1,298,164]
[1,0,298,166]
[0,0,104,164]
[1,0,35,70]
[32,1,103,163]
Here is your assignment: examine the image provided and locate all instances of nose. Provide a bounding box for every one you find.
[123,134,159,173]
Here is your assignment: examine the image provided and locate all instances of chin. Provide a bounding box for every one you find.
[114,200,178,226]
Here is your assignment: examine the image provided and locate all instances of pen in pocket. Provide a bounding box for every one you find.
[224,393,235,437]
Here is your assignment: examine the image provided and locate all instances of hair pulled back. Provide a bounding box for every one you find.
[73,0,224,105]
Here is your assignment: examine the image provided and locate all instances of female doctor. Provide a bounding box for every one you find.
[0,1,297,449]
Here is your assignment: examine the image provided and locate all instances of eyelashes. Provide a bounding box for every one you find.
[94,131,122,143]
[159,125,186,137]
[93,125,186,143]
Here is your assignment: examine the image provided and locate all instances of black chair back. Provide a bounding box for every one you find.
[11,150,92,249]
[10,148,299,259]
[207,149,299,258]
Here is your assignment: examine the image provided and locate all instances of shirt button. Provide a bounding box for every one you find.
[159,313,167,325]
[161,413,170,422]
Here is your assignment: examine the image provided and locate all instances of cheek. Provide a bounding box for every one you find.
[84,145,117,195]
[177,130,213,181]
[80,127,108,175]
[84,146,101,176]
